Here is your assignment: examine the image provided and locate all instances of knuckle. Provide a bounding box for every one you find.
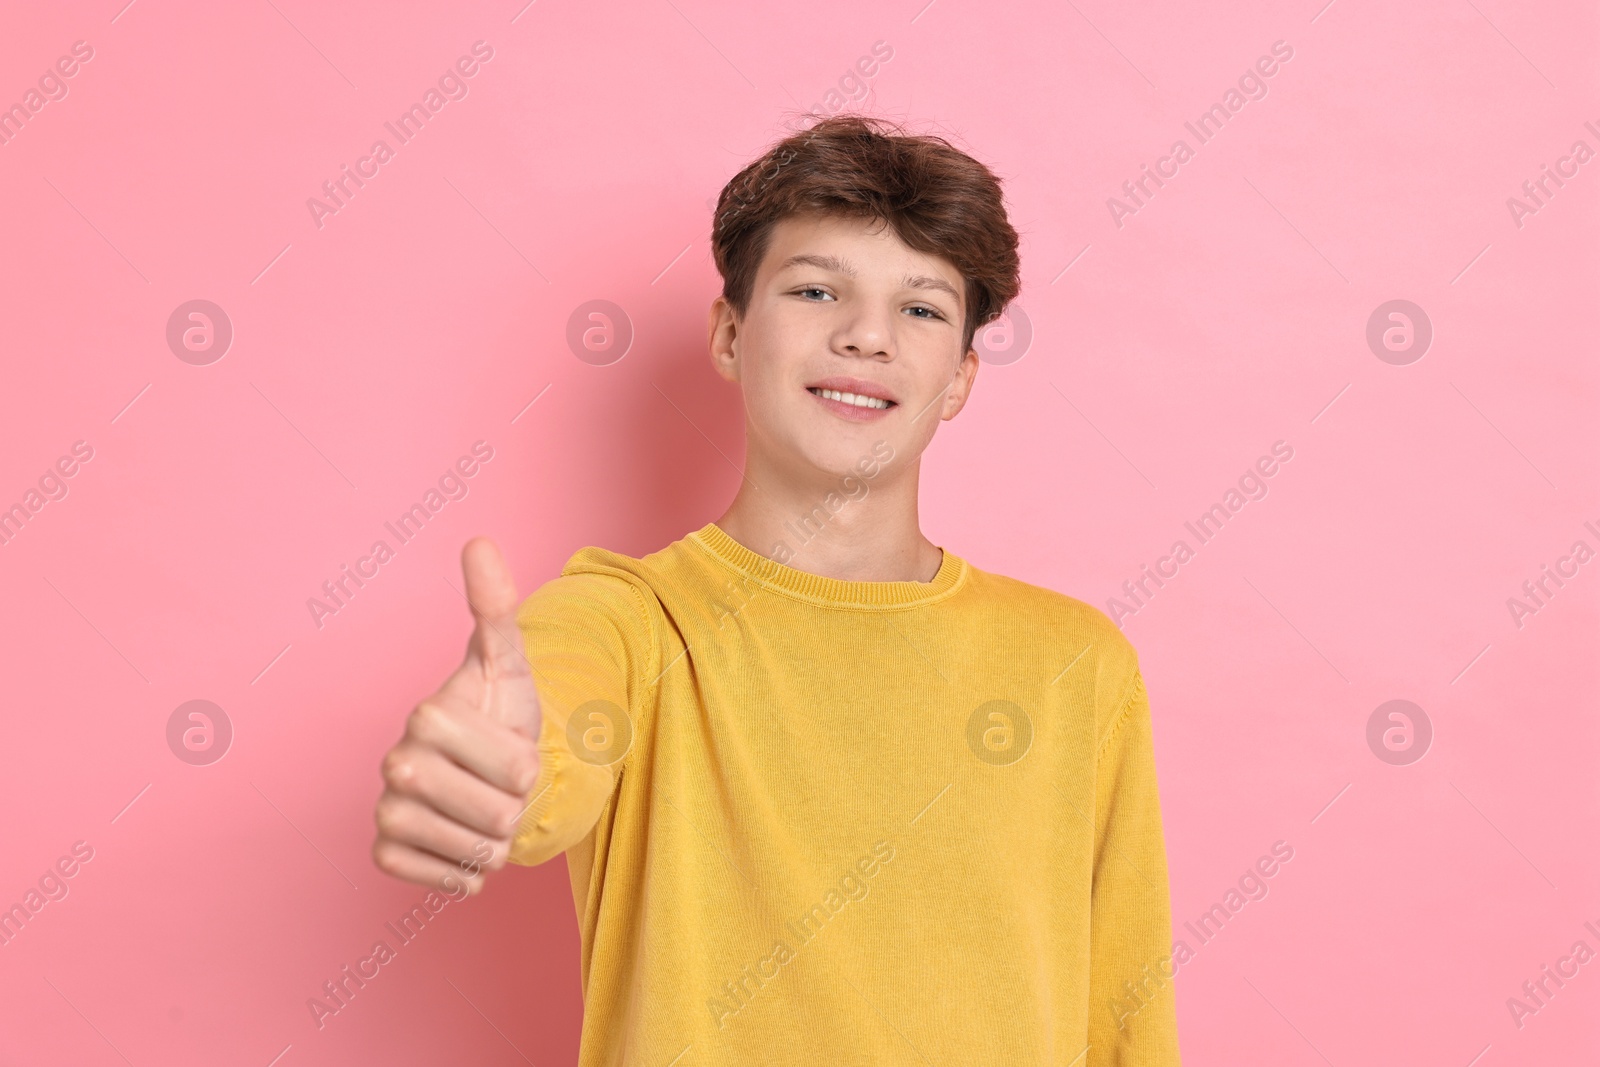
[407,700,452,742]
[380,747,417,789]
[372,840,402,875]
[373,796,405,836]
[511,757,539,793]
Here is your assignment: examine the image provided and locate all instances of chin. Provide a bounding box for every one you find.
[799,432,888,481]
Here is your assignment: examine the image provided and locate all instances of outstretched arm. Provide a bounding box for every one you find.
[508,568,654,867]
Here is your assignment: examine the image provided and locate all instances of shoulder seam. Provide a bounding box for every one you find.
[1095,668,1145,763]
[548,562,661,778]
[564,563,660,678]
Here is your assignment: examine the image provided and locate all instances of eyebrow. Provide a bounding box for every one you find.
[778,253,962,304]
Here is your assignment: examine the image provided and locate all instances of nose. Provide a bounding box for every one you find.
[835,301,896,361]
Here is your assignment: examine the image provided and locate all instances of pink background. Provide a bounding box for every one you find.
[2,0,1596,1063]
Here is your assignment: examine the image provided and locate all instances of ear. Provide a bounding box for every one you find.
[939,347,980,421]
[708,297,740,384]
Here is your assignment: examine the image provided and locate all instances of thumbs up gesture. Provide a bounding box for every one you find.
[372,537,543,894]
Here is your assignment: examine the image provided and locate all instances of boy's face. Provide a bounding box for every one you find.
[708,211,979,481]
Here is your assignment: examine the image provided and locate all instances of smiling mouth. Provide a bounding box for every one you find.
[806,387,895,410]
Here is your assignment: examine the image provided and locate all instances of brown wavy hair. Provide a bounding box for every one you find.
[711,114,1022,357]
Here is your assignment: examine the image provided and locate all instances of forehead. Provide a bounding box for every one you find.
[758,212,964,300]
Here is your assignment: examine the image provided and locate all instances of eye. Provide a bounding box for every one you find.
[906,305,945,320]
[794,287,834,301]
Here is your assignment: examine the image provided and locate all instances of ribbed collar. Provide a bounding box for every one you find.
[687,522,967,609]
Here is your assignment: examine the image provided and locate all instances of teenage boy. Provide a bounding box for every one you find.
[373,114,1182,1064]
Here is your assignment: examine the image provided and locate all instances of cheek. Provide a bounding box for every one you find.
[745,375,790,428]
[740,316,808,405]
[907,351,962,407]
[737,347,802,431]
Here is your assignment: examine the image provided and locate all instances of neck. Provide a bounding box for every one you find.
[714,447,943,583]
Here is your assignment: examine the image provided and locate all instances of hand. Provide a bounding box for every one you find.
[372,537,542,894]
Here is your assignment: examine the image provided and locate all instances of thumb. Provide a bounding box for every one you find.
[461,537,526,675]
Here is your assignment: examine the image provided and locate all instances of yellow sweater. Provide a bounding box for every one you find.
[511,522,1181,1065]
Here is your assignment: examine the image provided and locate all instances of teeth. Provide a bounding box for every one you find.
[811,388,890,409]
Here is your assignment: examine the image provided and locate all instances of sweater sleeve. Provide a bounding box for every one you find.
[1087,668,1183,1065]
[506,569,656,868]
